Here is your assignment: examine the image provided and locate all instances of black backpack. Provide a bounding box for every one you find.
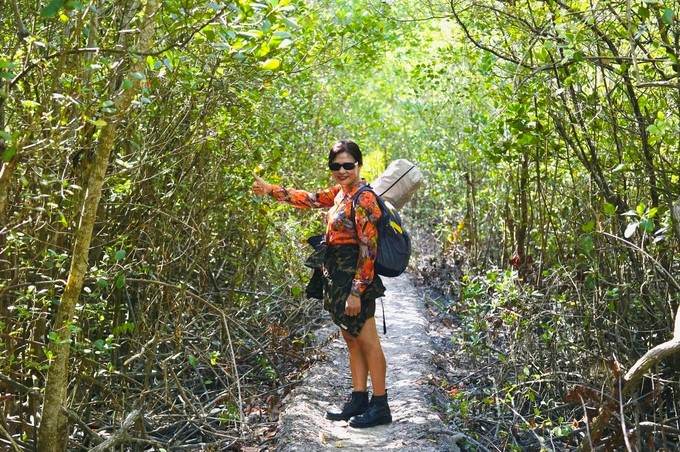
[351,185,411,277]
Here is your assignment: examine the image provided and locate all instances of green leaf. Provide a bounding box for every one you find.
[114,273,126,289]
[121,79,133,89]
[114,249,126,261]
[260,58,281,70]
[41,0,65,17]
[662,8,675,25]
[604,203,617,216]
[291,286,302,296]
[67,1,86,10]
[582,220,595,233]
[97,278,108,287]
[638,6,649,20]
[22,100,40,109]
[188,355,198,366]
[640,218,654,233]
[2,147,16,162]
[582,236,594,254]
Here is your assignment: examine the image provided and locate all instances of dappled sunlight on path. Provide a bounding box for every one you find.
[276,274,463,451]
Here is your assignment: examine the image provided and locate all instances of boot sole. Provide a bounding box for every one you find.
[326,409,369,421]
[348,416,392,428]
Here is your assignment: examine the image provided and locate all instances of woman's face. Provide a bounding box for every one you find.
[330,152,361,188]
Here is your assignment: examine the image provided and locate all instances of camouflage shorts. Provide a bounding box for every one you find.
[307,244,385,337]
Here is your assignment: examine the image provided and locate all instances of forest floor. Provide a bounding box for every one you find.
[272,273,471,451]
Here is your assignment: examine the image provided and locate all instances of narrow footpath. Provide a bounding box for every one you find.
[275,274,464,451]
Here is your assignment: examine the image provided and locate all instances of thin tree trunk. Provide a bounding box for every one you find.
[0,152,18,221]
[37,1,159,449]
[673,196,680,243]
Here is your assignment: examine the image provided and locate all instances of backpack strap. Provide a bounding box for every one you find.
[350,185,388,334]
[349,185,379,224]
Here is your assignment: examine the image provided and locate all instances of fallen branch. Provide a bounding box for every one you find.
[0,419,22,452]
[578,305,680,451]
[624,304,680,390]
[89,408,142,452]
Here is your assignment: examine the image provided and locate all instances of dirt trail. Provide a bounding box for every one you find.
[276,274,464,451]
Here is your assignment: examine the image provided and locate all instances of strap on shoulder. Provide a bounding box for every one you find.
[350,185,377,222]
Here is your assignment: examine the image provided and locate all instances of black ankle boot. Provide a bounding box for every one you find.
[349,392,392,428]
[326,391,369,421]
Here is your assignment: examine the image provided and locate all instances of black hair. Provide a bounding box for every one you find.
[328,140,363,167]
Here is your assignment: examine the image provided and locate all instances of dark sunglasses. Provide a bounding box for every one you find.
[329,161,359,171]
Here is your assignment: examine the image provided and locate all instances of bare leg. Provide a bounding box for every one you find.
[355,317,386,395]
[346,317,392,428]
[342,329,369,391]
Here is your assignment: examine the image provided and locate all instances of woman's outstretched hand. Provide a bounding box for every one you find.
[252,170,273,196]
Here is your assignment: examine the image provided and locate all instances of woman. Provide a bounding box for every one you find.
[252,140,392,428]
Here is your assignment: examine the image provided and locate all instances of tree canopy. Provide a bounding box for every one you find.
[1,0,679,450]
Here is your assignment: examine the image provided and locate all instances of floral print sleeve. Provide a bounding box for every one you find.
[271,182,381,297]
[350,191,382,297]
[270,184,340,208]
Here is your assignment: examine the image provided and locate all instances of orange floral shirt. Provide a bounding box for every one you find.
[270,181,381,297]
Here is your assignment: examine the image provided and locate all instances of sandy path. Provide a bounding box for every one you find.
[276,274,463,451]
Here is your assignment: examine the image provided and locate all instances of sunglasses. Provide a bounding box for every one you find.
[329,161,359,171]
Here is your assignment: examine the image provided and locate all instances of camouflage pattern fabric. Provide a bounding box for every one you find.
[305,244,385,336]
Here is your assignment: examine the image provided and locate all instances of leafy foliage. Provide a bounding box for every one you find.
[1,0,679,449]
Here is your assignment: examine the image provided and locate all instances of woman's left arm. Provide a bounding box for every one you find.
[350,192,382,298]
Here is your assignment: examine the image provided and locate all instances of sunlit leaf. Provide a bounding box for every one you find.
[260,58,281,70]
[624,222,638,238]
[22,100,40,109]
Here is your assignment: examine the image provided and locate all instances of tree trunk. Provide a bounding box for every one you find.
[37,0,159,449]
[673,195,680,242]
[0,152,18,223]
